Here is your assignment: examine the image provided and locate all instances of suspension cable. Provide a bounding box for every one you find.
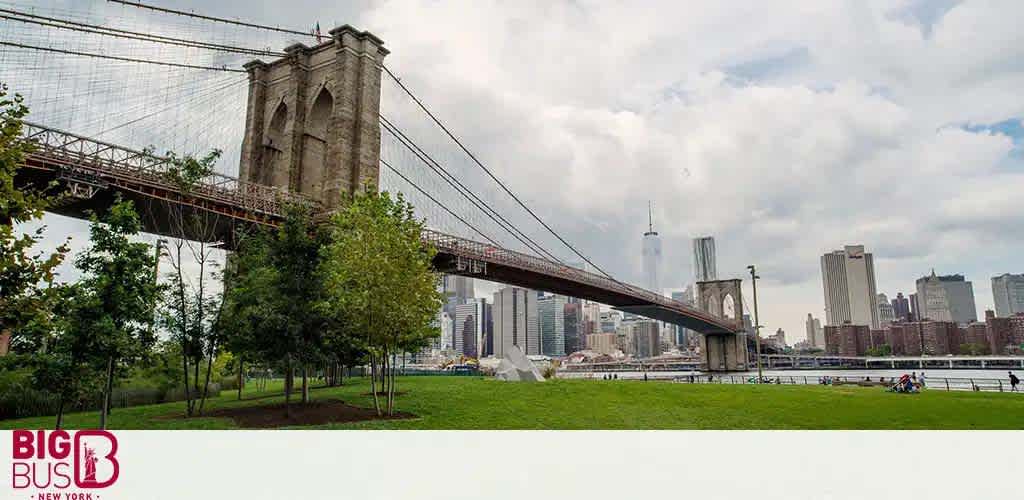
[381,157,499,246]
[0,41,247,72]
[380,115,562,262]
[107,0,316,38]
[381,65,615,280]
[0,8,285,57]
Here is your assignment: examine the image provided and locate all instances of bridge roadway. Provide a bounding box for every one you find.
[15,122,739,334]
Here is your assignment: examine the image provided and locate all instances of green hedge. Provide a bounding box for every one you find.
[0,382,222,420]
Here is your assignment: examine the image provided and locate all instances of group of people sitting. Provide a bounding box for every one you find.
[816,374,925,391]
[889,372,925,393]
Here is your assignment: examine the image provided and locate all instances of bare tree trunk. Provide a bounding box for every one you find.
[301,365,309,404]
[181,345,192,416]
[197,347,216,415]
[237,359,244,400]
[387,351,395,415]
[55,394,65,430]
[284,355,293,418]
[369,353,381,416]
[194,241,206,398]
[172,243,193,416]
[100,356,115,429]
[193,350,201,394]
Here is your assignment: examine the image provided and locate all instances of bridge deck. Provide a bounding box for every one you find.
[16,122,740,334]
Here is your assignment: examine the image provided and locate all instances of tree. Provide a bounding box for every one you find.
[73,198,162,429]
[865,344,892,357]
[0,82,69,355]
[320,191,442,416]
[30,285,103,428]
[270,205,330,407]
[219,231,281,401]
[155,147,226,416]
[220,205,328,417]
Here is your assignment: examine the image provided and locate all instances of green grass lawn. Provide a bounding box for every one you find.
[5,376,1023,429]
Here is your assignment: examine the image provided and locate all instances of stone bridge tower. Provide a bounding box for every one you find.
[696,279,749,372]
[239,25,388,209]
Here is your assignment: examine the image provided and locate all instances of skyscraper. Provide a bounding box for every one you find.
[909,293,921,322]
[633,320,661,358]
[492,286,540,357]
[538,295,568,356]
[454,300,487,358]
[915,271,977,324]
[481,301,494,357]
[692,236,717,283]
[642,202,662,294]
[672,289,695,346]
[446,275,474,301]
[891,292,911,322]
[582,302,602,339]
[820,245,880,328]
[441,274,475,319]
[877,293,895,326]
[432,310,453,352]
[805,313,824,348]
[563,302,583,353]
[992,273,1024,317]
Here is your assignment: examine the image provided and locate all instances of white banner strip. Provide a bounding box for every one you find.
[3,431,1020,500]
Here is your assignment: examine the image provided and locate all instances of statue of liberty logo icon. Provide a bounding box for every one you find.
[82,442,99,484]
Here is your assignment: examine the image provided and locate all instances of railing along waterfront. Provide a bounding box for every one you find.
[672,374,1022,393]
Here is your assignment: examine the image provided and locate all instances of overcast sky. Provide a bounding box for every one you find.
[13,0,1024,342]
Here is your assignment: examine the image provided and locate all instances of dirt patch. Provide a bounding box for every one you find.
[203,400,415,428]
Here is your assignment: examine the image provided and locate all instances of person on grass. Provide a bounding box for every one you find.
[1010,372,1020,392]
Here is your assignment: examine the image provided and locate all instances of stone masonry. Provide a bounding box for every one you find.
[239,25,388,209]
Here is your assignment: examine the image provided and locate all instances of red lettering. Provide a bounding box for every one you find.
[13,430,34,459]
[74,431,119,488]
[48,430,71,460]
[52,462,71,489]
[12,462,30,488]
[31,462,53,488]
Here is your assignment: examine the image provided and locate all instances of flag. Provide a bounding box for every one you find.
[314,22,323,43]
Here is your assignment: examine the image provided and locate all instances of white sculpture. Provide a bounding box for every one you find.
[494,345,545,382]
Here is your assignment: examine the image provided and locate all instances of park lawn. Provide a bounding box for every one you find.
[3,376,1023,430]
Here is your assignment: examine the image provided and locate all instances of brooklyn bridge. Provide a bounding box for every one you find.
[5,1,748,369]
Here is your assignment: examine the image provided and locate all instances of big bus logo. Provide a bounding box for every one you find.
[11,430,120,490]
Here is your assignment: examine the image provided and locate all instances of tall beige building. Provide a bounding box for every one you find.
[805,313,825,348]
[492,287,540,357]
[632,320,661,358]
[992,273,1024,317]
[915,271,977,324]
[586,333,618,355]
[820,245,879,328]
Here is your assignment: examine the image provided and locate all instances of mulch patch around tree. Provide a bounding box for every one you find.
[203,400,415,428]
